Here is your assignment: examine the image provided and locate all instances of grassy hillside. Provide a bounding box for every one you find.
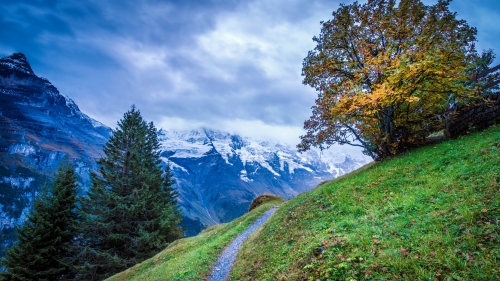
[231,125,500,280]
[106,199,284,281]
[110,125,499,281]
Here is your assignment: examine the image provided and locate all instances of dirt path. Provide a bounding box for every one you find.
[207,206,279,281]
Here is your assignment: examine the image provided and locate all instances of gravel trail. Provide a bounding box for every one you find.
[207,206,279,281]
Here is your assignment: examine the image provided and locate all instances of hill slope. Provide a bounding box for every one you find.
[109,125,499,280]
[230,125,500,280]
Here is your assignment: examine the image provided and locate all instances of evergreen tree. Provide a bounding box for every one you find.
[0,161,79,281]
[78,107,182,280]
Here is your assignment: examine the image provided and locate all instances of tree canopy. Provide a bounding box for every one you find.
[298,0,481,160]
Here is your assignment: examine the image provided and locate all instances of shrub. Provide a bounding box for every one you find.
[248,194,283,212]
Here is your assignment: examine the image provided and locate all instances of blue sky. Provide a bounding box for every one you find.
[1,0,499,146]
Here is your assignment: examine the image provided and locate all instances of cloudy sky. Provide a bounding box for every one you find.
[1,0,499,147]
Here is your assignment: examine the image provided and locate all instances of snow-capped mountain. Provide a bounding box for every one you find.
[158,128,371,235]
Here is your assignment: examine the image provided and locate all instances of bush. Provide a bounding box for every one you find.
[248,194,283,212]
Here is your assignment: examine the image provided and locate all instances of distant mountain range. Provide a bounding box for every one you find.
[158,129,370,235]
[0,53,371,246]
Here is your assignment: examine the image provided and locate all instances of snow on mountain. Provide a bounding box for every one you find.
[64,95,109,131]
[0,53,34,74]
[159,127,370,180]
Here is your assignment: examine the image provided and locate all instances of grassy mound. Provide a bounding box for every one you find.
[106,198,284,281]
[249,194,284,211]
[230,125,500,280]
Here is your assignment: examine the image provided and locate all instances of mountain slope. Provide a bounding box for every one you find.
[232,125,500,280]
[108,199,284,281]
[109,125,500,280]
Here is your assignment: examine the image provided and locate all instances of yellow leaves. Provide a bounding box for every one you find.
[407,96,420,103]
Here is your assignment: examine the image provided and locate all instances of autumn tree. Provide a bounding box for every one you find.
[298,0,478,160]
[1,161,79,281]
[77,107,182,280]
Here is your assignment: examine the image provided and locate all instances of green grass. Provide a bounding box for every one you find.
[106,199,284,281]
[230,125,500,281]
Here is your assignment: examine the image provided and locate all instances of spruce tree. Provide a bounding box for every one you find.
[78,107,182,280]
[0,161,79,281]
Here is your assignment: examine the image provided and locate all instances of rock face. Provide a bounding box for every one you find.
[158,129,371,235]
[0,53,111,255]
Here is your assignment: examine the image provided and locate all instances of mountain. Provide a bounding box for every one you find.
[0,52,370,246]
[0,53,111,255]
[158,128,371,235]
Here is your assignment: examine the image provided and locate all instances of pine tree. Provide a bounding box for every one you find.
[0,161,79,281]
[77,107,182,280]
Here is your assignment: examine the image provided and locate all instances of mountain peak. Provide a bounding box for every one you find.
[0,52,35,75]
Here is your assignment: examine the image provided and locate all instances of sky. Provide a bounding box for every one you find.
[1,0,499,148]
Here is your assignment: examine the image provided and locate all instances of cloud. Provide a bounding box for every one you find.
[2,0,498,151]
[157,116,303,147]
[58,0,341,134]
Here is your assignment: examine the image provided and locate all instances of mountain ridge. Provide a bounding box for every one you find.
[0,52,112,256]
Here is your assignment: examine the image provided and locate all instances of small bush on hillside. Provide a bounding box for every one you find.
[248,194,283,212]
